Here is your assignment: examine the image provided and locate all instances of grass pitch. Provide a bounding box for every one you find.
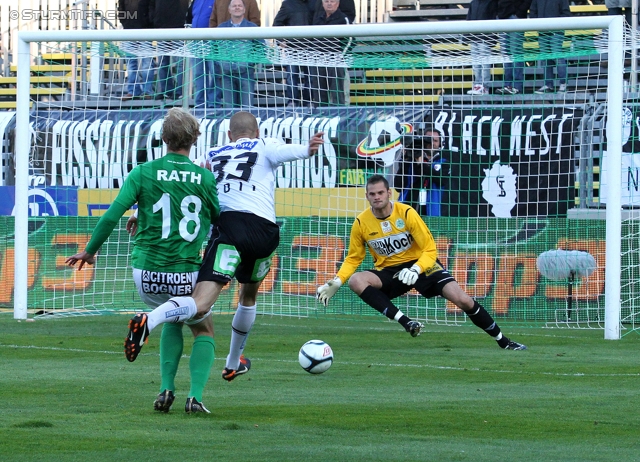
[0,314,638,462]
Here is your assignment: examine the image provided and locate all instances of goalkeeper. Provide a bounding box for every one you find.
[317,174,527,350]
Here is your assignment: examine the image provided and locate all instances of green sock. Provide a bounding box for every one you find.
[159,322,184,393]
[188,336,215,402]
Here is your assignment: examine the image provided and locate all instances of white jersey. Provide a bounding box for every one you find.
[203,137,309,223]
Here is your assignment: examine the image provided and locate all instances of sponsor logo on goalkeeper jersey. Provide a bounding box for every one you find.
[141,271,195,295]
[368,233,413,257]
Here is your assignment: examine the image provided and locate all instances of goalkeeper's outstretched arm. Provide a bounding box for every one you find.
[316,218,366,306]
[316,277,343,306]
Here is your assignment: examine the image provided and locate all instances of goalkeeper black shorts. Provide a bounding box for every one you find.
[367,258,455,299]
[198,211,279,285]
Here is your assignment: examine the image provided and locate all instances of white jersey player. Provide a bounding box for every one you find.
[205,136,309,223]
[126,111,325,383]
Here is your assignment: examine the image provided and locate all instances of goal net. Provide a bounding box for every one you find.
[8,18,634,337]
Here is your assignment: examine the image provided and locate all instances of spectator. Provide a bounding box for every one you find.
[118,0,155,100]
[209,0,261,27]
[139,0,190,100]
[310,0,350,106]
[187,0,218,107]
[495,0,532,95]
[393,130,447,216]
[606,0,637,26]
[313,0,356,22]
[217,0,260,107]
[466,0,498,95]
[531,0,570,94]
[273,0,317,107]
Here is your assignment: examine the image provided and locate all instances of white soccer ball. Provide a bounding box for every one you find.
[298,340,333,374]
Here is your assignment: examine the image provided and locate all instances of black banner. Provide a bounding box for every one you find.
[434,107,579,217]
[5,105,581,217]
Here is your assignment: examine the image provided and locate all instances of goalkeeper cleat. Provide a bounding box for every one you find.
[503,339,527,351]
[406,321,424,337]
[222,355,251,381]
[153,389,175,413]
[124,313,149,362]
[185,397,211,414]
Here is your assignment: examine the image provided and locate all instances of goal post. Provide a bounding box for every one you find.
[603,16,624,340]
[12,17,626,339]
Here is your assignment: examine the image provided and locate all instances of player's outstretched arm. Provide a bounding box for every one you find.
[65,251,96,270]
[307,132,325,157]
[268,132,326,164]
[65,187,134,271]
[316,276,342,306]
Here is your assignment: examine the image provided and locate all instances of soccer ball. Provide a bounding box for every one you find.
[298,340,333,374]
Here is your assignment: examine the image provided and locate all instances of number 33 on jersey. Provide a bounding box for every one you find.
[202,137,311,223]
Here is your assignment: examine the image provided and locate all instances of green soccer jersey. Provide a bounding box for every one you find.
[85,153,219,272]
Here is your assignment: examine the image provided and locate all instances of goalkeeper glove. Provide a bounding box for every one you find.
[317,277,342,306]
[396,264,421,286]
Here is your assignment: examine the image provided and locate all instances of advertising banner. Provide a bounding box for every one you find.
[594,106,640,206]
[1,105,581,217]
[600,150,640,206]
[0,215,610,324]
[0,186,78,216]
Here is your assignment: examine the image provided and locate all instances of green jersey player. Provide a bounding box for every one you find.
[66,108,220,413]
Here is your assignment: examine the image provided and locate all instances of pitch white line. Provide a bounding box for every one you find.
[1,343,637,377]
[257,322,609,340]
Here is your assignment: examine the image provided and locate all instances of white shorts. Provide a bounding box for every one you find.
[132,268,199,308]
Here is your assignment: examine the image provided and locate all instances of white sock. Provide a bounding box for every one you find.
[226,303,256,369]
[147,296,197,332]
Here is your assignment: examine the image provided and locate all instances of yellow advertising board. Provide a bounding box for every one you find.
[78,188,380,217]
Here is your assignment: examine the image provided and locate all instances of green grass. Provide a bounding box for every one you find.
[0,314,639,462]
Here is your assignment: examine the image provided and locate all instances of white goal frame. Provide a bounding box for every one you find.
[13,17,625,339]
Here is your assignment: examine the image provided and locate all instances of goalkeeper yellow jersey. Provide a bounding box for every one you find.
[336,202,438,283]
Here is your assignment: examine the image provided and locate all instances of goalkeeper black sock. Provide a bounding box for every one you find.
[467,301,509,347]
[359,286,411,328]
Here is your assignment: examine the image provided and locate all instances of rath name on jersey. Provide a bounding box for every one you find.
[368,232,414,257]
[157,169,202,184]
